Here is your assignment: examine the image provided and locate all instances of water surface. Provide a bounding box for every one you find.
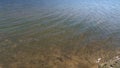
[0,0,120,68]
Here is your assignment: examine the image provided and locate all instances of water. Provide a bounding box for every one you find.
[0,0,120,68]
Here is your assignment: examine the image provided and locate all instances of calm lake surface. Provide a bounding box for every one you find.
[0,0,120,67]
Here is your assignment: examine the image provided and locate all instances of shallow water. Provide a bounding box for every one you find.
[0,0,120,68]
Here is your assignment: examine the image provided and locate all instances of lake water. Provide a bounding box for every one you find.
[0,0,120,68]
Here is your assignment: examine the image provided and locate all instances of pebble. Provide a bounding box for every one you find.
[99,55,120,68]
